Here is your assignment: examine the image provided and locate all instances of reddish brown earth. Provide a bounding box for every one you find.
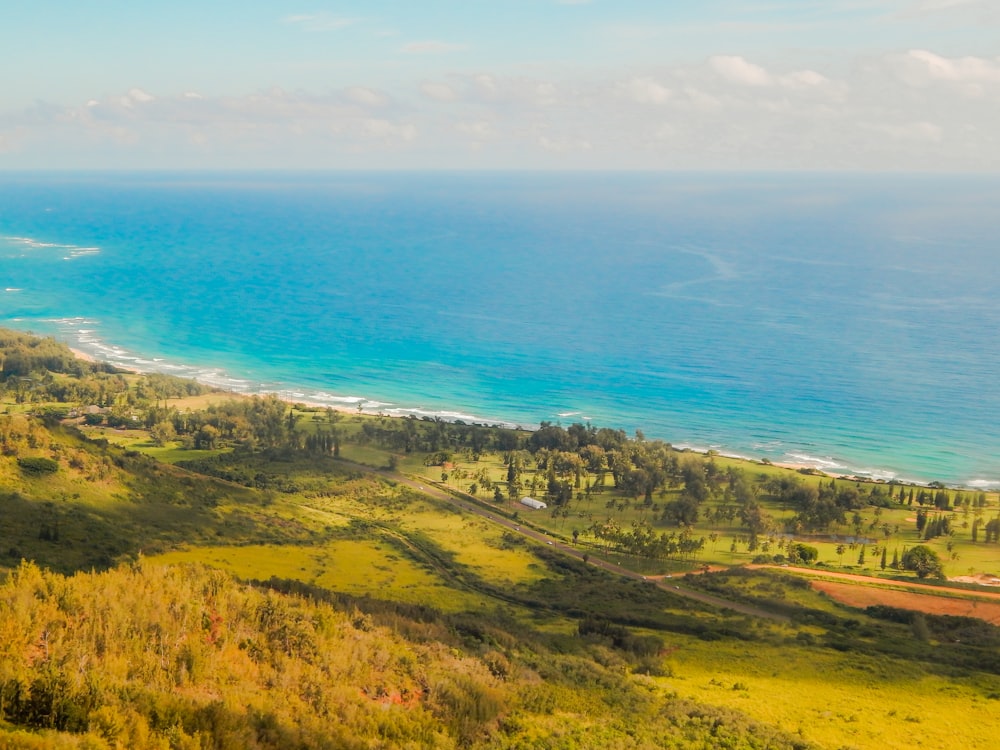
[810,580,1000,624]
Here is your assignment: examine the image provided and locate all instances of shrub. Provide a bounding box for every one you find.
[17,456,59,475]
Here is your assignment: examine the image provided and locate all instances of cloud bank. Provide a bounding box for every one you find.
[2,49,998,170]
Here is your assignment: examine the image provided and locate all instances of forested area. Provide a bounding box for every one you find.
[4,328,1000,748]
[2,324,996,571]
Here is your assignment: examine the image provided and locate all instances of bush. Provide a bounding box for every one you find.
[17,456,59,475]
[789,543,818,563]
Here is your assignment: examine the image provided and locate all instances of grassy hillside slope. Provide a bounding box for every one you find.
[3,328,1000,749]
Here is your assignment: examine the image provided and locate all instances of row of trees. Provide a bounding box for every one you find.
[588,519,706,560]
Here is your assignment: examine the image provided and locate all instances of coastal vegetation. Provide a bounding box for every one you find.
[3,328,1000,749]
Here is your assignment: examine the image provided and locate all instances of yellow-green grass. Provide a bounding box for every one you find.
[336,443,395,468]
[91,434,233,465]
[397,510,550,588]
[167,391,251,410]
[664,635,1000,749]
[411,450,1000,581]
[147,540,485,612]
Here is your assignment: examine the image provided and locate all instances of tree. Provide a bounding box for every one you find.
[194,424,219,449]
[150,420,177,446]
[836,544,846,567]
[789,543,818,564]
[901,545,945,579]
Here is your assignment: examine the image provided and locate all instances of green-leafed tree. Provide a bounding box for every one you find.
[902,545,945,579]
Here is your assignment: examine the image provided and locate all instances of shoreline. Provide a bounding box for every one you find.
[5,315,990,489]
[59,343,1000,491]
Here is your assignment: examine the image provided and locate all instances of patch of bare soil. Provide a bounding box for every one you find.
[951,573,1000,587]
[811,580,1000,625]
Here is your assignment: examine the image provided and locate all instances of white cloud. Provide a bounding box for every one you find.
[128,88,155,103]
[537,134,592,153]
[863,120,944,143]
[457,120,493,138]
[2,48,998,170]
[363,118,417,142]
[420,82,457,101]
[345,87,388,107]
[895,49,1000,84]
[401,40,468,54]
[622,77,672,104]
[710,55,772,86]
[474,75,498,96]
[780,70,829,89]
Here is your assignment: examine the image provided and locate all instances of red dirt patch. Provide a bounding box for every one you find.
[812,580,1000,625]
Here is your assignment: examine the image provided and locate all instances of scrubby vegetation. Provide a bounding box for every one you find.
[0,561,824,749]
[3,328,1000,749]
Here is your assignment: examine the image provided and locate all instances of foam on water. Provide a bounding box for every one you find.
[51,318,525,428]
[2,172,999,487]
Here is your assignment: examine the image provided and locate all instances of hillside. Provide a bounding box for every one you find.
[3,328,1000,749]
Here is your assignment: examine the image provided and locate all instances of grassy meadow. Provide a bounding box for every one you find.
[384,428,997,580]
[3,332,1000,748]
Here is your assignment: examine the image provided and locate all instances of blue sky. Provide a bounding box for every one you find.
[2,0,998,169]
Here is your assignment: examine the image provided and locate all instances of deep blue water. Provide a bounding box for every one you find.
[2,171,999,486]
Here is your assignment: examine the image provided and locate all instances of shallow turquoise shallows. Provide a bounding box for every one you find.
[2,171,999,487]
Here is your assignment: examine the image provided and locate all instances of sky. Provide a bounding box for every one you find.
[1,0,999,170]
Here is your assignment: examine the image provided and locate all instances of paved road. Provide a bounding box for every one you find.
[339,460,790,623]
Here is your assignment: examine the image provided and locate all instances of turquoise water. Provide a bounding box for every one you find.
[2,171,999,486]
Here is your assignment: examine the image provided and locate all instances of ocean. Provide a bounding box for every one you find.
[2,171,999,487]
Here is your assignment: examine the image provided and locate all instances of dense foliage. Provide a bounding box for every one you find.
[4,327,1000,748]
[0,562,814,750]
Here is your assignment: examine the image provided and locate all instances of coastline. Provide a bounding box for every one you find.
[59,340,998,491]
[6,172,1000,492]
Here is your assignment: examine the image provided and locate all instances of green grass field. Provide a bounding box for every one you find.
[667,635,1000,749]
[149,540,487,612]
[5,372,1000,749]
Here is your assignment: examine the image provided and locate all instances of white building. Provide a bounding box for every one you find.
[519,496,547,510]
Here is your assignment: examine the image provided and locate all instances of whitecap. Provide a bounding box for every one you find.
[784,452,845,470]
[967,479,1000,490]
